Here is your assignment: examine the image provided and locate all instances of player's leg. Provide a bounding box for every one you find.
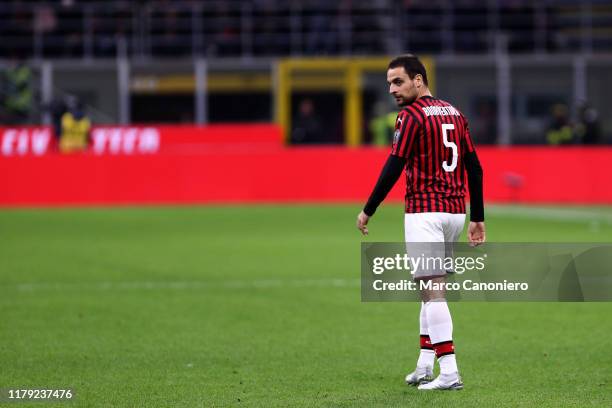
[404,213,442,385]
[443,213,466,273]
[418,293,463,390]
[405,301,435,385]
[444,213,466,243]
[418,213,465,390]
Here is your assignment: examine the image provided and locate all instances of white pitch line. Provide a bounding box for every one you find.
[4,278,361,293]
[486,205,612,224]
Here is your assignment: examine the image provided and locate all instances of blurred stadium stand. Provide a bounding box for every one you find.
[1,0,611,145]
[2,0,612,58]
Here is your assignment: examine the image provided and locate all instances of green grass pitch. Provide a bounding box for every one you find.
[1,204,611,407]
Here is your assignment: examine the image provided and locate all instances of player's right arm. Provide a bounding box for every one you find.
[357,154,406,234]
[357,111,418,235]
[462,121,485,245]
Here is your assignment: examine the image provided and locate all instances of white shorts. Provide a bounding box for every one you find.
[404,212,466,279]
[404,212,466,243]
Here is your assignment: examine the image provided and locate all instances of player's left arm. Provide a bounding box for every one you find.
[462,120,485,244]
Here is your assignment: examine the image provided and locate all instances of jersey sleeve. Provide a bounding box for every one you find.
[462,118,476,154]
[390,110,420,158]
[461,116,484,222]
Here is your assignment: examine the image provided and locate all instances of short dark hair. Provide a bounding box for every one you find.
[388,54,428,86]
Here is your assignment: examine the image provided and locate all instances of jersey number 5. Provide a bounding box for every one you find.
[441,123,458,172]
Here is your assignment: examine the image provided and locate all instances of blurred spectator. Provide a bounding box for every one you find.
[472,101,497,145]
[158,6,181,55]
[46,96,68,142]
[254,0,281,55]
[305,0,337,55]
[368,101,396,146]
[546,103,573,145]
[209,2,240,56]
[291,98,323,144]
[0,60,33,125]
[59,96,91,153]
[575,102,601,145]
[33,3,57,35]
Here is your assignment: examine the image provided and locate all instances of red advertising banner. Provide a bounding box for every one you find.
[0,125,611,206]
[0,124,282,156]
[1,127,53,156]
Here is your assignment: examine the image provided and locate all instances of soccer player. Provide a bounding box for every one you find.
[356,54,485,390]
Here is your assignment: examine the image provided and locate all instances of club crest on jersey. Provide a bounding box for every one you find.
[393,129,401,144]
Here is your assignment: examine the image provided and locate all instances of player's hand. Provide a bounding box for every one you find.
[356,211,370,235]
[468,221,486,246]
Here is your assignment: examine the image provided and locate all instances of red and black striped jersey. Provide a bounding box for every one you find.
[390,95,476,214]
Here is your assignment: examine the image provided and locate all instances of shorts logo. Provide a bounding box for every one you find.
[393,129,401,144]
